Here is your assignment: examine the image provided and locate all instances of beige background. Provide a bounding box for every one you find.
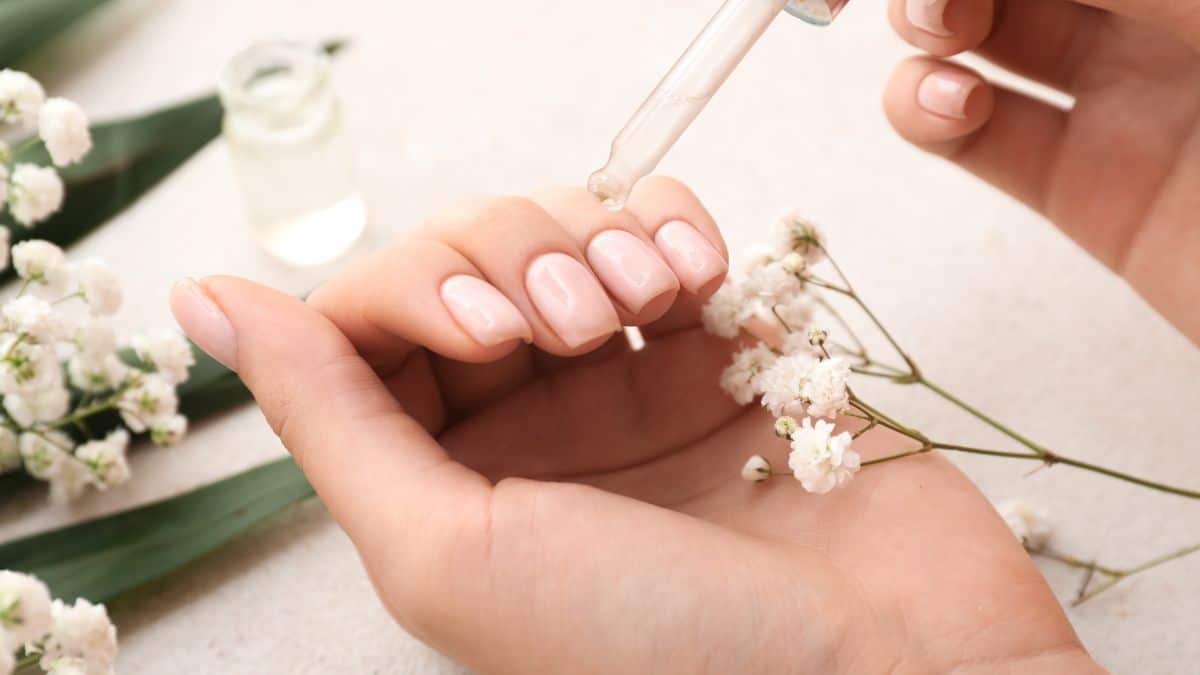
[1,0,1198,672]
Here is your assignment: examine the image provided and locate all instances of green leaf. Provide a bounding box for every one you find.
[0,458,313,602]
[0,0,114,68]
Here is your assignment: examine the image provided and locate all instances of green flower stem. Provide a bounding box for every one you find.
[1038,541,1200,605]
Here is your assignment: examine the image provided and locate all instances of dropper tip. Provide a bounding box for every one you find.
[587,169,630,212]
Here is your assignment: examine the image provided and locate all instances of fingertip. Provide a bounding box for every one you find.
[884,57,994,152]
[888,0,995,57]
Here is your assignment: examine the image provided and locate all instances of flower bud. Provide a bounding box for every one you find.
[781,251,807,274]
[808,328,829,348]
[774,416,799,438]
[741,455,773,482]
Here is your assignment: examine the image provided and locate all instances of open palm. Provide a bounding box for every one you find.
[176,180,1101,674]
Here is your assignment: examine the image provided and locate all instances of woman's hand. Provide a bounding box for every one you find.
[172,179,1103,674]
[883,0,1200,344]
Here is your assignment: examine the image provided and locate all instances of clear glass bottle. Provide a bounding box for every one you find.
[219,41,367,266]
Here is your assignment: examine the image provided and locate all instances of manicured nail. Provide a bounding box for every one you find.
[525,252,621,349]
[906,0,953,37]
[653,221,727,294]
[586,230,679,314]
[917,70,981,120]
[440,275,532,347]
[169,278,238,371]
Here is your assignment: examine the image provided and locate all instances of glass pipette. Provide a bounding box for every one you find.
[588,0,849,210]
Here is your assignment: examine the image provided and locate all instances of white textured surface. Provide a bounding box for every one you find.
[2,1,1198,672]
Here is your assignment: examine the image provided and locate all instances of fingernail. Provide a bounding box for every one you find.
[906,0,953,37]
[525,252,621,349]
[440,275,532,347]
[917,70,981,120]
[654,221,727,294]
[170,278,238,371]
[586,230,679,314]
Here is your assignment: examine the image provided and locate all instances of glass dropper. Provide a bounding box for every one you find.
[588,0,849,210]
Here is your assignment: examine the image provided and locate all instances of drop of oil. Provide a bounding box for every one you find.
[587,169,629,212]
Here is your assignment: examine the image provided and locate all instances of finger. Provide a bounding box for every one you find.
[424,196,623,356]
[884,57,1066,213]
[887,0,996,57]
[169,276,493,599]
[624,176,730,338]
[530,187,680,324]
[974,0,1104,92]
[1071,0,1200,50]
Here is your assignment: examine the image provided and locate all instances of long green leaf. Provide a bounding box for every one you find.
[0,458,313,602]
[0,0,114,68]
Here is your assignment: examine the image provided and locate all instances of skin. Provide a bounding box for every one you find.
[171,0,1200,672]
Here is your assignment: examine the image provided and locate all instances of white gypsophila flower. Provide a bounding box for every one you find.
[67,354,127,394]
[131,331,193,384]
[781,251,807,275]
[701,281,745,339]
[75,430,130,488]
[719,344,777,406]
[779,331,817,359]
[0,570,54,646]
[771,209,825,264]
[0,338,63,396]
[11,239,66,285]
[4,386,70,428]
[73,320,117,358]
[40,598,117,675]
[774,416,798,438]
[0,69,46,128]
[3,296,67,344]
[47,455,94,504]
[773,293,813,334]
[8,165,64,227]
[150,414,187,447]
[17,431,73,480]
[997,500,1052,551]
[38,98,92,168]
[757,352,815,418]
[741,455,773,482]
[118,374,177,432]
[788,417,860,495]
[74,261,121,316]
[45,656,92,675]
[0,427,19,474]
[743,261,803,316]
[737,245,778,276]
[808,328,829,348]
[802,357,852,420]
[0,227,9,272]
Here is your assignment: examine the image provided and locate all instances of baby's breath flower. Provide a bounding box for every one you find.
[0,338,63,396]
[38,98,92,168]
[118,374,178,432]
[75,260,122,316]
[0,570,53,646]
[17,432,73,480]
[757,353,815,418]
[39,598,117,675]
[131,331,194,384]
[73,320,117,358]
[0,69,46,128]
[75,430,130,488]
[0,165,9,214]
[774,294,814,335]
[11,239,67,285]
[3,296,67,344]
[47,455,94,504]
[8,165,64,227]
[4,386,70,428]
[781,251,807,275]
[150,414,187,447]
[719,344,777,406]
[997,500,1052,551]
[67,353,128,394]
[741,455,773,482]
[701,282,745,339]
[772,209,825,264]
[0,427,18,474]
[744,261,803,314]
[788,417,860,495]
[808,328,829,348]
[802,357,851,420]
[774,416,798,438]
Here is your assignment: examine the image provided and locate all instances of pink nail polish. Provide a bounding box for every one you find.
[440,275,532,347]
[169,278,238,371]
[906,0,953,37]
[653,221,728,294]
[917,70,981,120]
[586,230,679,314]
[525,253,621,349]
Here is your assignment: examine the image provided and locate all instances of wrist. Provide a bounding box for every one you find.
[952,647,1108,675]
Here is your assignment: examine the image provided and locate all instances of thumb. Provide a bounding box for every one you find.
[169,276,491,603]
